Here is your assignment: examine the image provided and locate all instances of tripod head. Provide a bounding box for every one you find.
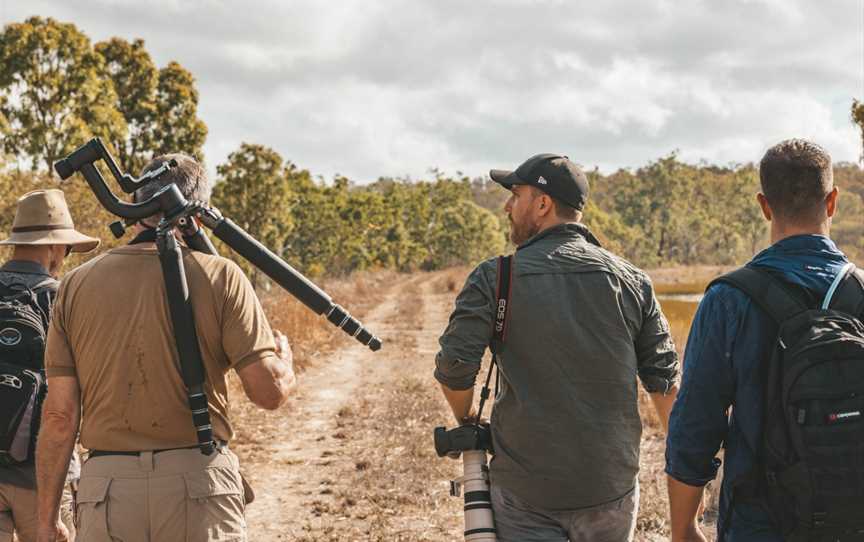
[54,138,382,352]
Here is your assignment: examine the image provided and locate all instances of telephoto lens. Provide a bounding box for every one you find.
[457,450,497,541]
[434,425,497,541]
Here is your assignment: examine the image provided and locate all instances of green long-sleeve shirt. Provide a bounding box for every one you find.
[435,222,678,510]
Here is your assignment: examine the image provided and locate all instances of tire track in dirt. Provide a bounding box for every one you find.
[234,271,458,541]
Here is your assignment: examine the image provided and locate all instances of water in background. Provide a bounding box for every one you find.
[657,294,701,356]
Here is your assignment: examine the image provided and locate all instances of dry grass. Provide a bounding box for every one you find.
[259,270,399,372]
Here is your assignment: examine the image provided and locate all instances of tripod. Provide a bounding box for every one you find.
[55,139,382,454]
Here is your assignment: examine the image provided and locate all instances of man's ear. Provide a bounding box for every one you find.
[757,193,772,222]
[826,186,839,219]
[537,194,553,217]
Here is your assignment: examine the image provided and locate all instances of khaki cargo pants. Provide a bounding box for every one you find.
[0,468,75,542]
[77,447,246,542]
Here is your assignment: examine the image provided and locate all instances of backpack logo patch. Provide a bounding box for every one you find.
[0,328,21,346]
[0,373,22,389]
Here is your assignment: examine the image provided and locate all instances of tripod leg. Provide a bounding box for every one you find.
[156,231,216,455]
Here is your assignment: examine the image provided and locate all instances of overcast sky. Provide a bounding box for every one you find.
[1,0,862,182]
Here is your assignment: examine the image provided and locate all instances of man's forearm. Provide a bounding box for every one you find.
[36,382,80,535]
[668,475,707,541]
[439,383,475,424]
[649,385,678,433]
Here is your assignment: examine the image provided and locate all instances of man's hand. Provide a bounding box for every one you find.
[36,509,71,542]
[444,411,488,460]
[668,475,707,542]
[273,329,293,371]
[648,385,678,434]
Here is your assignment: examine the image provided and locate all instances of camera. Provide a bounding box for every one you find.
[434,423,497,541]
[434,423,493,456]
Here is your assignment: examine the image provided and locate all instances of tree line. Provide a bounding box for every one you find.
[2,16,864,282]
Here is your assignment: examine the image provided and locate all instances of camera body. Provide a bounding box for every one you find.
[433,422,493,457]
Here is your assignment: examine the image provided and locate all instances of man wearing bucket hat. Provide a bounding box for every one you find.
[0,189,99,542]
[435,154,680,541]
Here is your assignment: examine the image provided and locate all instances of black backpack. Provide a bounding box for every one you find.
[712,263,864,541]
[0,278,53,466]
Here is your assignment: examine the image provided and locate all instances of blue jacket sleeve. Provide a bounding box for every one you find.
[665,285,737,487]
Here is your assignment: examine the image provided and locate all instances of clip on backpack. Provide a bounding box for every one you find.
[0,278,52,466]
[711,263,864,541]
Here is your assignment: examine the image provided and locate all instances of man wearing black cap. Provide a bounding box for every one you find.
[435,154,679,541]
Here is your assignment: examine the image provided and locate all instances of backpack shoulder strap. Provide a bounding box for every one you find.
[708,266,808,324]
[828,264,864,317]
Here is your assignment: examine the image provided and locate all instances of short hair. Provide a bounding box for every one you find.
[135,154,210,226]
[552,198,580,220]
[526,186,581,220]
[759,139,833,223]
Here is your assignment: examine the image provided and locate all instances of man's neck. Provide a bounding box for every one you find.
[536,218,576,236]
[8,246,51,271]
[770,221,830,245]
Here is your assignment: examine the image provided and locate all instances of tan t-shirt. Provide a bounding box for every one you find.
[45,244,277,451]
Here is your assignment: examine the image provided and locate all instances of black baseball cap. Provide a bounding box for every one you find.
[490,153,589,211]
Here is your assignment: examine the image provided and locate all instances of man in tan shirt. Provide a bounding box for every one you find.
[34,155,296,542]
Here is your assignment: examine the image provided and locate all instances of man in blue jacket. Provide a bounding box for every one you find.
[665,139,849,541]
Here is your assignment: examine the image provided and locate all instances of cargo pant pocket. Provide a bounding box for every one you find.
[75,476,112,541]
[184,467,246,542]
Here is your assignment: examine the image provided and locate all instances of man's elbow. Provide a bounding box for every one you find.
[250,371,296,410]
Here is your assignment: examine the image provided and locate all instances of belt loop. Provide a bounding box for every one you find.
[139,451,154,472]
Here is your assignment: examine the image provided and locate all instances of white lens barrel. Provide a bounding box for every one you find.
[462,450,497,541]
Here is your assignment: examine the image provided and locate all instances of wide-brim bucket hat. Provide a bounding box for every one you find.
[0,189,100,253]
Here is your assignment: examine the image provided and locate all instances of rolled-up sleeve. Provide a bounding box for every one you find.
[434,262,495,390]
[665,285,736,486]
[635,279,679,394]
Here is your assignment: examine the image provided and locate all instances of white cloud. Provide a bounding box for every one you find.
[0,0,861,181]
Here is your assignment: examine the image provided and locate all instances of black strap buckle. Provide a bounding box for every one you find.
[812,511,827,529]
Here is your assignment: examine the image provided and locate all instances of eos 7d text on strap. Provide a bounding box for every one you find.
[478,254,513,421]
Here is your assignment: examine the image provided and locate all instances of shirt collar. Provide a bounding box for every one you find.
[756,234,843,258]
[517,222,602,251]
[0,260,51,277]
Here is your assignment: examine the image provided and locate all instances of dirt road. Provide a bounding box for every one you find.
[232,271,464,541]
[230,270,710,541]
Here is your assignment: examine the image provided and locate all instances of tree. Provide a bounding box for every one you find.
[94,38,159,174]
[151,62,207,164]
[425,200,506,269]
[213,143,292,289]
[0,17,126,172]
[96,39,207,174]
[852,99,864,164]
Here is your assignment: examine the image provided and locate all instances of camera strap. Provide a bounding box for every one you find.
[476,254,513,423]
[128,228,157,245]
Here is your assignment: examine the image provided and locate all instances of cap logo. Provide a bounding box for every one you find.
[536,176,548,185]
